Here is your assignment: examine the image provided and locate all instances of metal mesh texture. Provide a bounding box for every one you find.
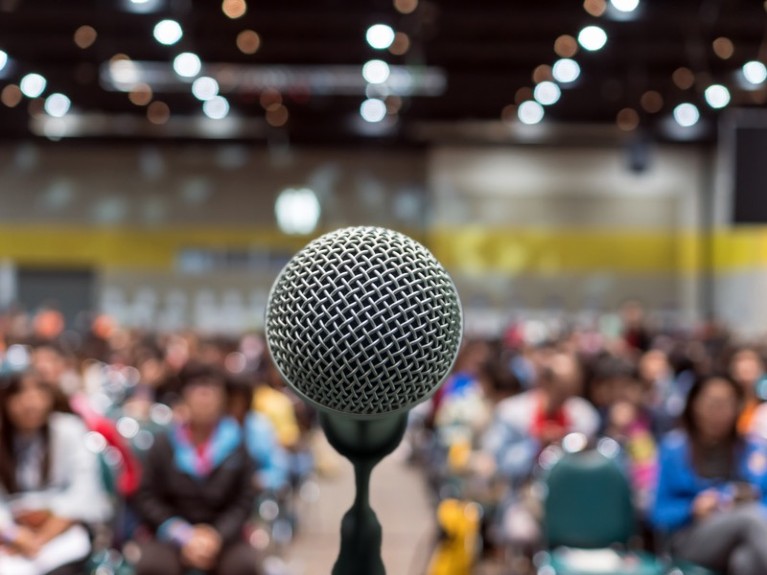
[265,226,462,417]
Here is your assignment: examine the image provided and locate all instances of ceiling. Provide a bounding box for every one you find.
[0,0,765,145]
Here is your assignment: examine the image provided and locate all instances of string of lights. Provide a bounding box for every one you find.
[506,0,767,136]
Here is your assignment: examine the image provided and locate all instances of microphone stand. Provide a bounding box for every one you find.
[319,411,409,575]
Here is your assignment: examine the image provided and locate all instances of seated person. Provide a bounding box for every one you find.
[227,376,289,493]
[0,369,112,575]
[651,374,767,575]
[481,351,599,549]
[130,363,261,575]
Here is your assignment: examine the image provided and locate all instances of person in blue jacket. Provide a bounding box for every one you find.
[226,376,288,493]
[651,374,767,575]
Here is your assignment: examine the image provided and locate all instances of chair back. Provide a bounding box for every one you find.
[544,449,635,549]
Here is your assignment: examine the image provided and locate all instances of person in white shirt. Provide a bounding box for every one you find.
[0,369,112,575]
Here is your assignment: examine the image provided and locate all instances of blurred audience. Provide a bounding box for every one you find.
[5,298,767,574]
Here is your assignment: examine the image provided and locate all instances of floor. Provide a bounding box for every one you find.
[283,438,437,575]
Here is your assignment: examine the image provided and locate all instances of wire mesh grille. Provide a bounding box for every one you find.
[265,226,462,417]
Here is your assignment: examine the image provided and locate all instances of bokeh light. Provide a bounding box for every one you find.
[363,60,391,84]
[153,20,183,45]
[360,98,387,122]
[534,81,561,106]
[203,96,230,119]
[578,26,607,51]
[743,61,767,85]
[222,0,247,19]
[173,52,202,78]
[20,73,47,98]
[192,77,219,101]
[552,59,581,83]
[704,84,731,109]
[673,103,700,127]
[366,24,395,50]
[237,30,261,54]
[44,93,71,117]
[518,100,544,125]
[74,25,97,49]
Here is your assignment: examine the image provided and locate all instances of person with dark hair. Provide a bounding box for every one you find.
[130,363,261,575]
[0,369,111,575]
[651,375,767,575]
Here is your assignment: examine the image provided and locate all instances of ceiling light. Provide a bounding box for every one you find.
[74,25,97,49]
[192,76,219,101]
[366,24,395,50]
[704,84,730,109]
[20,73,46,98]
[203,96,229,119]
[153,19,183,45]
[0,50,7,72]
[44,93,71,117]
[578,26,608,51]
[173,52,201,78]
[360,98,387,122]
[237,30,261,54]
[552,58,581,83]
[533,81,561,106]
[362,60,391,84]
[743,61,767,85]
[222,0,247,19]
[518,100,544,125]
[673,103,699,127]
[609,0,639,12]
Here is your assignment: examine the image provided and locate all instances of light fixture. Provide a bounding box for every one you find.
[673,103,700,127]
[192,76,219,101]
[518,100,544,125]
[275,187,321,235]
[237,30,261,54]
[203,95,229,119]
[173,52,202,78]
[360,98,387,122]
[0,50,7,72]
[20,73,47,98]
[578,26,608,51]
[609,0,639,12]
[153,19,183,45]
[366,24,395,50]
[362,60,391,84]
[743,61,767,85]
[222,0,247,19]
[704,84,730,109]
[533,81,561,106]
[552,58,581,83]
[44,93,71,117]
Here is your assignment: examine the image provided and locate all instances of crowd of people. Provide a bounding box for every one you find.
[418,302,767,575]
[0,308,315,575]
[2,301,767,575]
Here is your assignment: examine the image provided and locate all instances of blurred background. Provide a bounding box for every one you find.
[1,1,767,575]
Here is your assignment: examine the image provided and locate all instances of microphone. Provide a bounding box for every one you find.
[266,226,462,575]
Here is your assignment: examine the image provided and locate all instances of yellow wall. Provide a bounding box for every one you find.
[0,224,763,274]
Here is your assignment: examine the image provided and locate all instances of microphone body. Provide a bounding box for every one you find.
[266,227,462,575]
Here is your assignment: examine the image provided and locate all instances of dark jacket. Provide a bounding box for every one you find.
[131,417,255,545]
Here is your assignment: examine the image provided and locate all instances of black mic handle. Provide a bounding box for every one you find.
[319,412,409,575]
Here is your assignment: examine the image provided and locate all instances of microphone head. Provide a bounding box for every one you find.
[265,226,463,419]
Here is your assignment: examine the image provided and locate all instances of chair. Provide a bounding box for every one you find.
[537,448,665,575]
